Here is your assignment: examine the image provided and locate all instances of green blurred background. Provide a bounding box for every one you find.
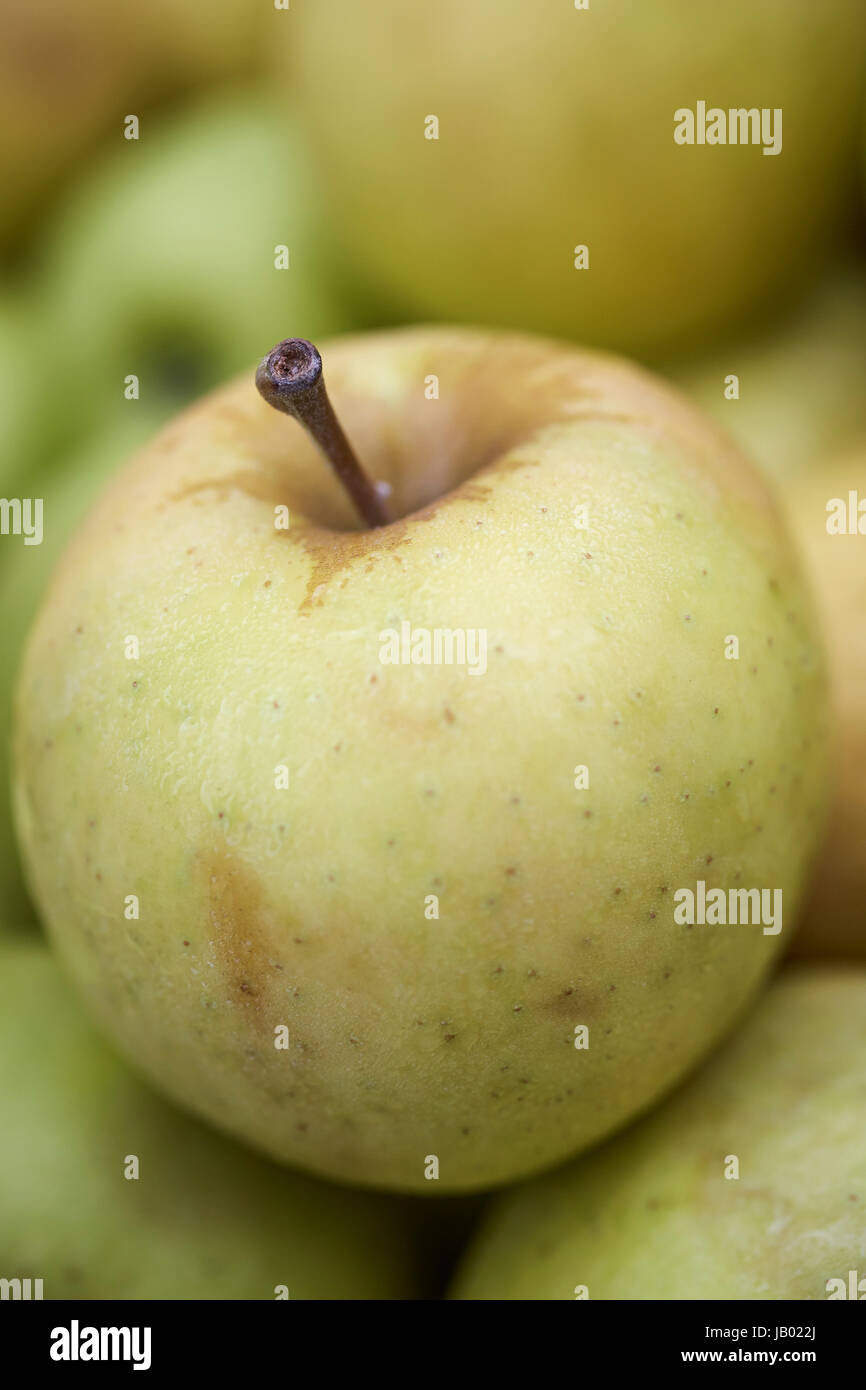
[0,0,865,1299]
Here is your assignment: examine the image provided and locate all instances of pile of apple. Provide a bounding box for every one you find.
[1,0,865,1301]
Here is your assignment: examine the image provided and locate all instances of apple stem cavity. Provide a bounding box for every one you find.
[256,339,392,528]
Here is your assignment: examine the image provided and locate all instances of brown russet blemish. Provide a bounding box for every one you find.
[545,986,590,1021]
[202,848,287,1031]
[286,480,497,613]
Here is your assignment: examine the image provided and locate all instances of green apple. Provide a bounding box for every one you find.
[783,445,866,959]
[671,265,866,488]
[452,966,866,1299]
[290,1,866,356]
[13,327,830,1193]
[0,937,422,1298]
[0,412,161,928]
[0,0,269,253]
[0,289,49,484]
[33,87,347,449]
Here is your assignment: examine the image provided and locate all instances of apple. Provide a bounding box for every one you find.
[0,0,269,253]
[290,1,866,356]
[33,87,348,448]
[0,289,50,488]
[0,937,423,1299]
[451,966,866,1300]
[783,445,866,959]
[0,412,161,928]
[13,327,830,1193]
[671,265,866,488]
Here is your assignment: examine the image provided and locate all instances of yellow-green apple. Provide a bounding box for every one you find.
[34,88,347,445]
[451,967,866,1299]
[0,289,49,485]
[290,1,866,356]
[672,265,866,488]
[784,445,866,958]
[0,937,423,1299]
[0,0,269,254]
[0,412,160,927]
[12,327,830,1192]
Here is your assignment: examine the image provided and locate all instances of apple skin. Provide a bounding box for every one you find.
[451,967,866,1300]
[0,413,162,928]
[291,1,866,356]
[0,938,423,1299]
[783,446,866,959]
[13,327,830,1193]
[34,87,348,445]
[671,266,866,488]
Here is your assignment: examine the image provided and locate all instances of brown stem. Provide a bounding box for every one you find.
[255,339,391,528]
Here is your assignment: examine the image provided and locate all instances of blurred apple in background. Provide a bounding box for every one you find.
[0,937,425,1299]
[0,0,271,257]
[290,0,866,357]
[0,291,46,489]
[29,87,349,453]
[670,265,866,488]
[784,445,866,960]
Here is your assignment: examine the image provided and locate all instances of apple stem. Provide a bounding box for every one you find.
[255,339,392,528]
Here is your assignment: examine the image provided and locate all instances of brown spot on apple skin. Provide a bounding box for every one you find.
[545,986,596,1021]
[202,848,288,1033]
[285,476,501,613]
